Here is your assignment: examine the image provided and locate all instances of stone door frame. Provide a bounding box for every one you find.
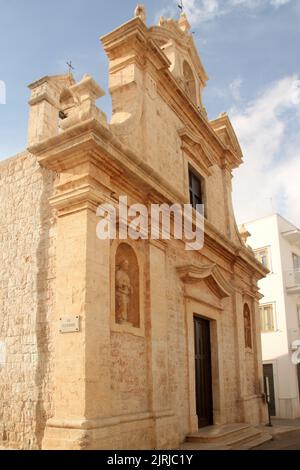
[177,263,233,433]
[185,297,226,432]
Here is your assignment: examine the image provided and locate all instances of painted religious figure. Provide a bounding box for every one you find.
[116,260,133,325]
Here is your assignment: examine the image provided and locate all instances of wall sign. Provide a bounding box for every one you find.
[59,316,80,334]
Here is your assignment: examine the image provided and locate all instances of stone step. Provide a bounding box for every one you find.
[232,432,273,450]
[180,442,232,451]
[186,424,273,450]
[187,424,252,444]
[222,428,262,446]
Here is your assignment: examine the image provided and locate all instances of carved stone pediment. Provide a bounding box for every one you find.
[177,263,232,299]
[150,15,208,89]
[179,128,216,176]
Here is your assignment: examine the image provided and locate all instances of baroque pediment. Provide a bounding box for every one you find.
[179,128,216,175]
[177,263,232,299]
[149,14,208,88]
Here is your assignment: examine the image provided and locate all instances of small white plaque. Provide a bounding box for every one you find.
[0,341,6,364]
[59,316,80,334]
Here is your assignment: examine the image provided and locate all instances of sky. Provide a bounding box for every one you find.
[0,0,299,226]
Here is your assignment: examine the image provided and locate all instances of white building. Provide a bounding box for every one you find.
[245,214,300,419]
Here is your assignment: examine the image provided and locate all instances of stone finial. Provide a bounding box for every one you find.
[178,13,191,33]
[239,225,251,245]
[134,4,146,23]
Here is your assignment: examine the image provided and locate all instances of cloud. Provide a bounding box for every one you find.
[231,75,300,227]
[229,78,243,101]
[159,0,293,25]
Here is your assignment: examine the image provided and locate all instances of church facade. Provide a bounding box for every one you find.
[0,8,268,450]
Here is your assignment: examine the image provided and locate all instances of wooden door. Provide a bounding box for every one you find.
[194,316,213,428]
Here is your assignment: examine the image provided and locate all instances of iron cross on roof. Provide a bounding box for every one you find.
[66,61,75,75]
[178,0,184,11]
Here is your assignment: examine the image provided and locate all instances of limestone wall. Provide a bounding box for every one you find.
[0,152,55,449]
[111,332,149,416]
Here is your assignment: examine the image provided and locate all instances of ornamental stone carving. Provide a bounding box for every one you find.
[115,244,140,328]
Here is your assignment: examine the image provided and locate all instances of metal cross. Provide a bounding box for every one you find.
[178,0,184,12]
[66,61,75,75]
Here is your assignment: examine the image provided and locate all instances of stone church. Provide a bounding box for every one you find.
[0,7,269,450]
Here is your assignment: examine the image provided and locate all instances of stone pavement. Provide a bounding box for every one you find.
[259,418,300,437]
[254,430,300,450]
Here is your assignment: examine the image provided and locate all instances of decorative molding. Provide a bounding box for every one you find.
[177,263,232,299]
[179,128,216,176]
[149,18,208,87]
[210,114,243,170]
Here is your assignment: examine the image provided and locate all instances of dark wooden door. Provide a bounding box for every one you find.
[263,364,276,417]
[194,316,213,428]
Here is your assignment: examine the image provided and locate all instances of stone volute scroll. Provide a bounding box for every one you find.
[115,244,140,328]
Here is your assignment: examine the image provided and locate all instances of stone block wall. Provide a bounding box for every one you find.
[0,152,55,449]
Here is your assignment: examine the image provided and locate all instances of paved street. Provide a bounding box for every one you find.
[255,430,300,450]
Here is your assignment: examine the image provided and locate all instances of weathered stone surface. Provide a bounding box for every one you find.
[0,152,56,449]
[0,8,268,450]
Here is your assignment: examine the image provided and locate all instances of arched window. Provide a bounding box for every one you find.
[183,61,197,104]
[244,303,252,349]
[115,243,140,328]
[59,88,76,118]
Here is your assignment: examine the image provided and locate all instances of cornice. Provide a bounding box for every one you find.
[29,119,264,279]
[234,248,268,279]
[156,67,226,164]
[101,17,148,55]
[28,118,187,204]
[28,92,57,108]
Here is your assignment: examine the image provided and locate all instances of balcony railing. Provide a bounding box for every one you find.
[285,269,300,291]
